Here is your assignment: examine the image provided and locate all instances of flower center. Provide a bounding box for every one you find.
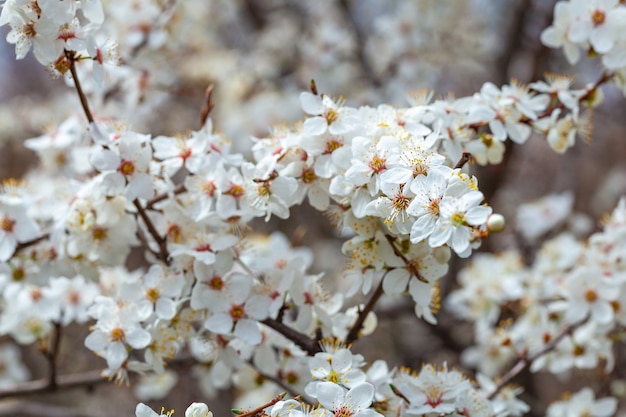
[146,288,160,303]
[451,212,466,227]
[229,304,245,321]
[325,109,338,125]
[208,276,224,290]
[334,407,353,417]
[592,9,606,26]
[110,327,125,342]
[92,226,108,241]
[302,168,317,184]
[202,181,217,196]
[226,184,245,199]
[1,216,15,233]
[369,156,387,173]
[119,160,135,176]
[584,289,598,303]
[427,198,441,216]
[324,139,342,154]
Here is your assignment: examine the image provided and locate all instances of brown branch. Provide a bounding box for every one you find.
[487,321,582,400]
[233,392,286,417]
[145,184,187,210]
[133,199,170,264]
[336,0,381,88]
[533,71,615,120]
[261,318,322,355]
[12,233,50,257]
[0,369,105,400]
[41,323,63,390]
[383,234,428,283]
[345,274,386,345]
[248,360,300,399]
[66,50,94,124]
[454,152,472,169]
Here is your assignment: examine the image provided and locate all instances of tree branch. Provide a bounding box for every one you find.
[133,199,170,264]
[233,392,286,417]
[487,321,582,400]
[0,370,105,400]
[66,50,94,124]
[145,184,187,211]
[261,318,321,355]
[345,274,386,345]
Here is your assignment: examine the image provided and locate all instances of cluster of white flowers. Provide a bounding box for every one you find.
[449,195,626,410]
[0,0,625,416]
[542,0,626,86]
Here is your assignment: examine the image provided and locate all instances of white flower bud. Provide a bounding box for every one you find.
[487,213,505,233]
[186,403,212,417]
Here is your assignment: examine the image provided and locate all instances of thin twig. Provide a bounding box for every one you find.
[12,233,50,257]
[133,199,170,264]
[233,392,286,417]
[66,50,94,124]
[345,274,386,345]
[145,184,187,210]
[383,234,427,283]
[261,318,321,355]
[0,370,105,400]
[248,360,299,399]
[454,152,472,170]
[487,321,582,400]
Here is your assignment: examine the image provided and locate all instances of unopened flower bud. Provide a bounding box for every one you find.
[487,213,505,233]
[186,403,212,417]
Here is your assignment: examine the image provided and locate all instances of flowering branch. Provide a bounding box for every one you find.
[487,321,583,400]
[233,392,287,417]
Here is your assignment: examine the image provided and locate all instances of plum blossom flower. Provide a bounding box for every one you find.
[305,347,367,398]
[85,298,152,371]
[202,273,272,345]
[316,382,383,417]
[426,190,492,257]
[90,132,153,200]
[546,387,617,417]
[0,203,41,262]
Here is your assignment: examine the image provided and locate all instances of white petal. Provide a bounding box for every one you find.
[125,327,152,349]
[299,92,324,115]
[234,319,261,345]
[303,117,328,136]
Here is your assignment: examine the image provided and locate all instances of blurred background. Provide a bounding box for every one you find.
[1,0,626,416]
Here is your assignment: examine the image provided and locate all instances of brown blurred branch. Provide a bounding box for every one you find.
[336,0,381,88]
[66,50,94,124]
[234,392,286,417]
[0,370,105,400]
[345,274,386,345]
[145,184,187,210]
[487,321,582,400]
[134,199,170,264]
